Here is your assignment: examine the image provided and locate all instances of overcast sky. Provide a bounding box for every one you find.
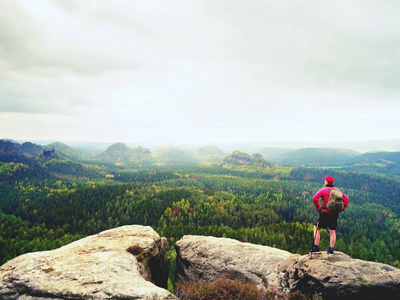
[1,0,400,147]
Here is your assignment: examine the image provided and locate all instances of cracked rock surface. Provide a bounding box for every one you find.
[278,251,400,299]
[0,225,175,299]
[175,235,291,290]
[175,235,400,299]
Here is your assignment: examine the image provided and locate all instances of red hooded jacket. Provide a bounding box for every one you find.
[312,186,349,213]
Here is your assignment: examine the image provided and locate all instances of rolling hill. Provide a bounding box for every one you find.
[266,147,359,166]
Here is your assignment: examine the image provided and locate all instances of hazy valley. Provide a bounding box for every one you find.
[1,138,400,294]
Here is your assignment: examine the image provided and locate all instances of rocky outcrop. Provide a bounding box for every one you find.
[175,235,400,299]
[0,225,175,299]
[175,235,291,290]
[278,251,400,299]
[223,150,254,165]
[252,153,271,167]
[97,143,152,163]
[222,150,271,167]
[43,147,56,157]
[3,230,400,299]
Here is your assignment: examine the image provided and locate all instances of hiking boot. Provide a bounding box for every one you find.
[326,247,334,254]
[309,245,321,253]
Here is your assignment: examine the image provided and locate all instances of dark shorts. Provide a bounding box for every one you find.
[316,212,339,230]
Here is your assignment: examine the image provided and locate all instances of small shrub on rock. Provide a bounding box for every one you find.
[176,277,259,300]
[175,277,311,300]
[287,291,308,300]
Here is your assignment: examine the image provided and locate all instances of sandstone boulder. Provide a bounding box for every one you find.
[0,225,176,299]
[277,251,400,299]
[175,235,291,290]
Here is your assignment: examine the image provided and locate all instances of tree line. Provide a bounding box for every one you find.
[1,157,400,270]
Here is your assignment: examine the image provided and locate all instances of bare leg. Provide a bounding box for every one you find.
[329,229,336,248]
[314,226,321,245]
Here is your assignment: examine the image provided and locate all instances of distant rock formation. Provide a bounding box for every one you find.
[222,150,271,166]
[43,147,56,157]
[175,235,291,290]
[0,226,175,299]
[97,142,152,163]
[175,235,400,299]
[252,152,271,167]
[106,142,132,154]
[223,150,254,165]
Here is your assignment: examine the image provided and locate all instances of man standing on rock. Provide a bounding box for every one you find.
[310,176,349,255]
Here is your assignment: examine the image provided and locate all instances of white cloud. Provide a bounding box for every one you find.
[1,0,400,145]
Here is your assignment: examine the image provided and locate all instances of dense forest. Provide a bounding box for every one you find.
[1,140,400,291]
